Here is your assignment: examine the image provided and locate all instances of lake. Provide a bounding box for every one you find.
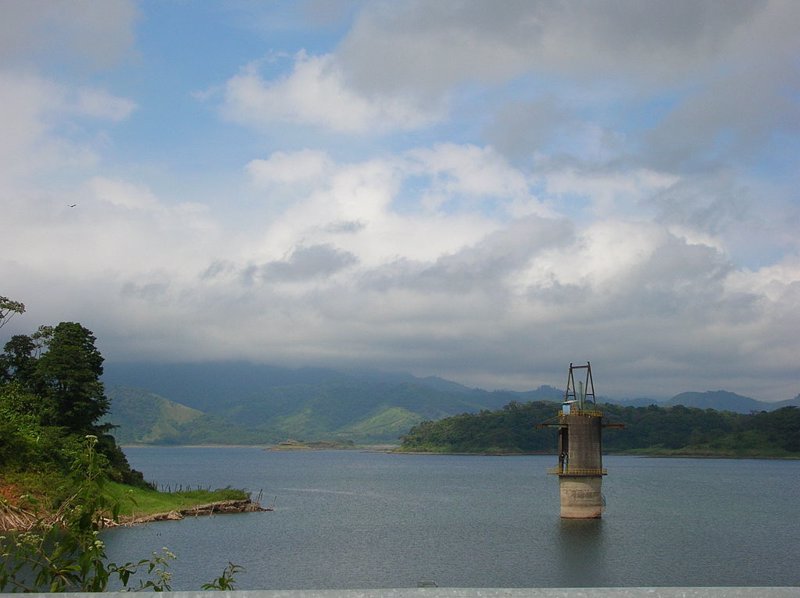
[104,447,800,590]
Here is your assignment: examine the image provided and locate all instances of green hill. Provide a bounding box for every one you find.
[103,363,568,444]
[105,383,493,445]
[106,387,268,445]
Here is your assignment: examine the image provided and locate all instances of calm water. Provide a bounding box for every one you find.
[104,447,800,589]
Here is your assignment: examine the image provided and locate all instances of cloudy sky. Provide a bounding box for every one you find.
[1,1,798,400]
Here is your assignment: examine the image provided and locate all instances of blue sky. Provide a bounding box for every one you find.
[1,0,798,399]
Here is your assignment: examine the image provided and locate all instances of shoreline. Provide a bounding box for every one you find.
[116,497,267,527]
[121,444,800,460]
[1,498,267,533]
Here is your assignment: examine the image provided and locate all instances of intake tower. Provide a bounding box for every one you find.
[541,362,622,518]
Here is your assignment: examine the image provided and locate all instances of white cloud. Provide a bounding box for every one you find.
[541,166,678,218]
[89,177,162,211]
[4,137,799,399]
[406,144,534,208]
[0,72,64,181]
[3,2,799,402]
[222,51,440,134]
[0,71,137,185]
[74,88,137,121]
[247,149,333,187]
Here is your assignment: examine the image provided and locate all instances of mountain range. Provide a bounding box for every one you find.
[102,362,798,445]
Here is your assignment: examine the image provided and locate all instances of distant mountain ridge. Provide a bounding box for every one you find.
[104,362,567,444]
[105,386,266,445]
[102,361,797,445]
[663,390,800,413]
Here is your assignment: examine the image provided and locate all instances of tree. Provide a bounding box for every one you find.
[35,322,109,432]
[0,296,25,330]
[1,334,36,385]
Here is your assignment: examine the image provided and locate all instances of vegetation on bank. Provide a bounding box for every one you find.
[104,483,249,519]
[398,400,800,457]
[0,297,247,591]
[0,315,149,497]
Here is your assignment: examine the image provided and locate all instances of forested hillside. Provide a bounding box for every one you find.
[103,363,565,443]
[399,401,800,457]
[106,387,268,445]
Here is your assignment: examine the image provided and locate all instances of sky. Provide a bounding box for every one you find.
[1,0,798,400]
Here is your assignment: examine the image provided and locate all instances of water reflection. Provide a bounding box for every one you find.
[555,519,608,587]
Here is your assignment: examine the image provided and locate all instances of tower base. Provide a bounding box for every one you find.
[559,476,603,519]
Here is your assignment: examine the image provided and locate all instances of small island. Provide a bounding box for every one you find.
[268,438,356,451]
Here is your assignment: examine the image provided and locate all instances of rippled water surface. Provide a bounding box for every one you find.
[103,447,800,589]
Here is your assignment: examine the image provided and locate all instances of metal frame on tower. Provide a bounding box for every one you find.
[564,361,595,409]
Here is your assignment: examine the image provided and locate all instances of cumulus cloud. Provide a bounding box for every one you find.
[90,177,161,211]
[222,52,441,134]
[247,149,333,187]
[2,1,799,401]
[405,144,535,212]
[73,88,137,122]
[0,71,137,186]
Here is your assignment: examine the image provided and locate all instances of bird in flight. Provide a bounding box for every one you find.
[68,204,77,208]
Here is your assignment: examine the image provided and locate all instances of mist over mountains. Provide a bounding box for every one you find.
[103,362,799,445]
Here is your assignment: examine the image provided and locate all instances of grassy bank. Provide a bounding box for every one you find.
[1,471,253,531]
[104,482,251,519]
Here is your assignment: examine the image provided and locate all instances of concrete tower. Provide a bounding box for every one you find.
[541,362,622,519]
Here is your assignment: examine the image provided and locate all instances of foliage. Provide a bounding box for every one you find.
[0,383,84,474]
[400,401,558,453]
[201,562,245,591]
[399,401,800,457]
[103,483,249,518]
[1,317,146,487]
[0,436,175,592]
[0,298,244,591]
[35,322,109,432]
[0,297,25,330]
[0,437,245,592]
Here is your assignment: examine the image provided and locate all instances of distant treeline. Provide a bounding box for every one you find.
[398,401,800,457]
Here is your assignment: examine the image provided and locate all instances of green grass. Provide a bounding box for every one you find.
[104,482,250,518]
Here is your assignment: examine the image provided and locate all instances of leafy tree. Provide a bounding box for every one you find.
[35,322,108,432]
[0,296,25,331]
[1,334,37,387]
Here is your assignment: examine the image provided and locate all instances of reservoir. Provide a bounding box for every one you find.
[104,447,800,590]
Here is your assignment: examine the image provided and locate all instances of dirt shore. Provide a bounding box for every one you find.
[1,498,266,532]
[117,498,267,526]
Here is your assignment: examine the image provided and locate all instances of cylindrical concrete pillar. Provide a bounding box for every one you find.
[559,476,603,519]
[559,413,604,519]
